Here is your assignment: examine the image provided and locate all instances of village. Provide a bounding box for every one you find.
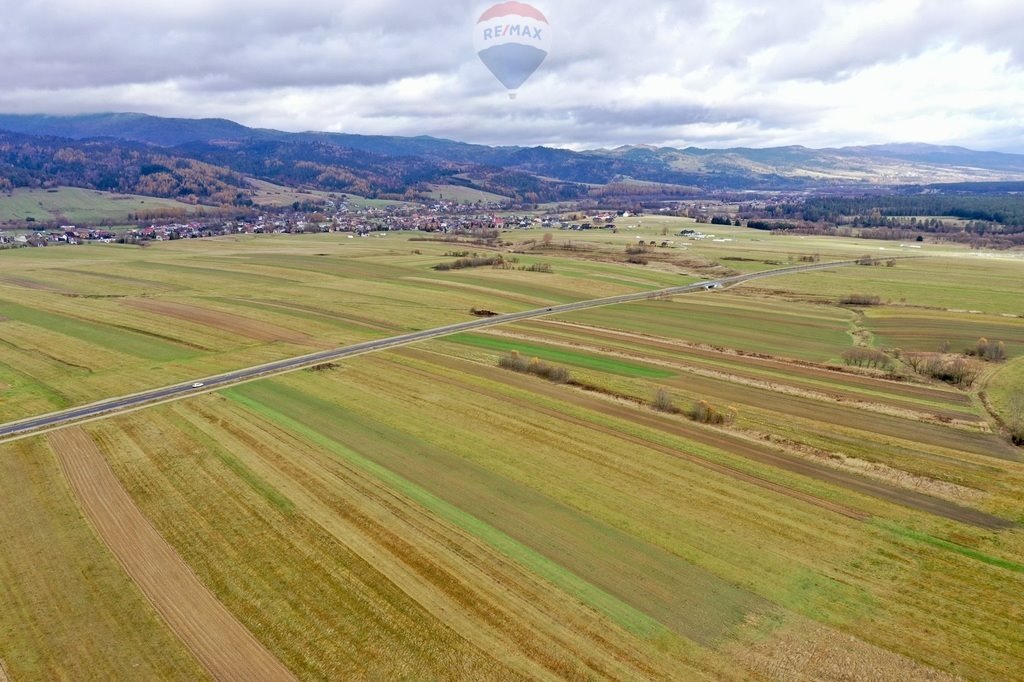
[0,196,632,249]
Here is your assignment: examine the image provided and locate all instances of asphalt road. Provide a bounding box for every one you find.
[0,258,866,441]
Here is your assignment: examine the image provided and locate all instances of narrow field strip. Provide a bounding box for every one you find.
[171,399,712,680]
[223,387,681,640]
[483,326,984,429]
[124,298,315,345]
[400,350,869,523]
[0,300,197,362]
[0,437,205,679]
[450,332,677,378]
[523,319,979,413]
[47,428,297,682]
[413,349,1014,529]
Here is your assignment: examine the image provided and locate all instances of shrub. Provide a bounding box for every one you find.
[688,399,736,425]
[971,337,1007,362]
[841,347,893,369]
[839,293,882,306]
[498,351,529,372]
[906,353,980,387]
[651,388,676,413]
[434,255,505,271]
[498,352,571,383]
[529,358,571,383]
[1008,390,1024,446]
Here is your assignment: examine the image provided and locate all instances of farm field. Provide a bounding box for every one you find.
[866,307,1024,357]
[0,186,200,225]
[0,231,699,423]
[987,358,1024,438]
[422,183,512,203]
[245,178,341,208]
[1,224,1023,679]
[755,252,1024,315]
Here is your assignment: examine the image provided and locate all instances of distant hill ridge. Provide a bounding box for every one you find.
[2,112,1024,197]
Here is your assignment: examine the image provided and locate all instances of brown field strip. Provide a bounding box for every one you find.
[47,428,297,682]
[0,277,63,292]
[410,349,1014,530]
[124,298,313,344]
[725,619,960,682]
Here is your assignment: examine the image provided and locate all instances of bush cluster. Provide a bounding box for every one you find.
[841,347,893,369]
[906,353,980,387]
[839,293,882,306]
[967,337,1007,362]
[435,255,505,271]
[498,352,571,383]
[689,400,737,425]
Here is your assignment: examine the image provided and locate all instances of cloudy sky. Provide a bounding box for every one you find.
[2,0,1023,151]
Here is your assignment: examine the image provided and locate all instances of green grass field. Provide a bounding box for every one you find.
[422,183,512,203]
[988,358,1024,434]
[0,187,199,225]
[557,292,855,362]
[1,225,1023,679]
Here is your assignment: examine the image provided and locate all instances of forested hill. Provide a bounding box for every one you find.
[3,113,1024,202]
[0,130,589,204]
[0,131,250,203]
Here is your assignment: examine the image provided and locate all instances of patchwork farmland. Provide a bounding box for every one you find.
[1,226,1022,680]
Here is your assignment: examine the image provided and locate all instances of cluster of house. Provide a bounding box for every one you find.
[0,199,635,248]
[0,226,118,247]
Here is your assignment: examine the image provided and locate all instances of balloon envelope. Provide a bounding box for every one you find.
[474,2,550,93]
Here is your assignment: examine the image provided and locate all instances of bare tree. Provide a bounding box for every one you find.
[1008,389,1024,445]
[652,388,676,413]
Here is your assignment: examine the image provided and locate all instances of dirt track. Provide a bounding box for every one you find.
[48,428,297,682]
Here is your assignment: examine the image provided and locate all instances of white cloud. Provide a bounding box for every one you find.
[0,0,1022,150]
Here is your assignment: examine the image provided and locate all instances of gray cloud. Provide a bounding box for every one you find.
[0,0,1022,151]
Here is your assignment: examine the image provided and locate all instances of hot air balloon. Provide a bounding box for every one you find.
[474,2,550,99]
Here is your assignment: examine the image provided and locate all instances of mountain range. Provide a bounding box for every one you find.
[2,112,1024,204]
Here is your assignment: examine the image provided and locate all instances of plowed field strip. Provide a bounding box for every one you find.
[408,349,1013,530]
[47,428,297,682]
[123,299,312,344]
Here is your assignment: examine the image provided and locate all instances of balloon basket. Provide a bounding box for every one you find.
[508,92,517,100]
